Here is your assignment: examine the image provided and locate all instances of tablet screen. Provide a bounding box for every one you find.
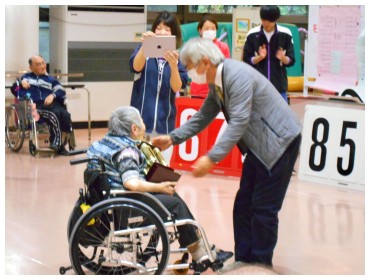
[142,36,176,58]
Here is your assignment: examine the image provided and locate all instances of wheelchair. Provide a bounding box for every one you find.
[60,156,226,275]
[5,91,76,156]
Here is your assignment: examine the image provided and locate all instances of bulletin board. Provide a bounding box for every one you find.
[231,7,261,60]
[304,5,364,95]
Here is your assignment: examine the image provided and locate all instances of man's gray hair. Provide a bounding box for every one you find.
[180,37,225,66]
[108,106,142,136]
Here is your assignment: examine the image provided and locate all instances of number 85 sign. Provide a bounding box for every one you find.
[298,105,364,190]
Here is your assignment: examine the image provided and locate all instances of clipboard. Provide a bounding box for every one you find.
[145,162,181,183]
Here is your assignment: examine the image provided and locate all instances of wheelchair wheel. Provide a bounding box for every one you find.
[69,198,169,275]
[5,105,25,152]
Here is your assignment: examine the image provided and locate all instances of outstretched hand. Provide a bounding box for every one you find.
[191,156,214,177]
[151,135,173,151]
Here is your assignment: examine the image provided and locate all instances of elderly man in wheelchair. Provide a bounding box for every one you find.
[62,106,233,275]
[10,55,74,155]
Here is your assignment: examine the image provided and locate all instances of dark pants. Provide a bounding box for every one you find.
[153,192,198,248]
[37,102,72,147]
[233,134,301,266]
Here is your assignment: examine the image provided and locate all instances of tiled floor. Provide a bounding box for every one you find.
[4,128,365,275]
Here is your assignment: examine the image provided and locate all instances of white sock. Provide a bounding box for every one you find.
[187,240,216,262]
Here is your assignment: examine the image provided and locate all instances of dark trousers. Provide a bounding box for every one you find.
[233,134,301,266]
[37,102,72,147]
[152,192,198,248]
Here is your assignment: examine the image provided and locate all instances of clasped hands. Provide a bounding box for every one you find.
[257,44,287,62]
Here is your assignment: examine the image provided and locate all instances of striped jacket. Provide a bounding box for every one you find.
[87,134,147,188]
[20,72,66,104]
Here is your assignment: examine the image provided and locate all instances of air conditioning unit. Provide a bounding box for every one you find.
[49,5,147,123]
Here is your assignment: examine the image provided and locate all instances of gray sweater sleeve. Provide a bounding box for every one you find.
[170,92,221,146]
[171,62,256,163]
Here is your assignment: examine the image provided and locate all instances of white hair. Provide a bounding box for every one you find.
[108,106,142,136]
[180,37,225,66]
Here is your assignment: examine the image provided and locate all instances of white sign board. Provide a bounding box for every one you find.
[303,5,365,102]
[298,105,364,191]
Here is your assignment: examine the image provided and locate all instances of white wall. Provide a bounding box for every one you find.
[49,6,68,77]
[5,5,39,75]
[5,6,39,104]
[66,81,134,122]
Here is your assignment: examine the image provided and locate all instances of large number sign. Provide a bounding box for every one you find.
[171,98,243,177]
[298,105,364,191]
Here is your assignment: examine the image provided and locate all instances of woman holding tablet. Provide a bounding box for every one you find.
[129,11,188,163]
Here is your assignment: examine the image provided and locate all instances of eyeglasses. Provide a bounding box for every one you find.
[34,62,46,67]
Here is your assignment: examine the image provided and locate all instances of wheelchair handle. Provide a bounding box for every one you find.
[70,156,106,172]
[68,148,87,156]
[69,158,91,165]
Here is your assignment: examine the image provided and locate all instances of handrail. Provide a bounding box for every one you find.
[5,70,27,78]
[5,71,84,79]
[53,73,84,79]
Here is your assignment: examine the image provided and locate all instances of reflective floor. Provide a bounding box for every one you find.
[4,128,365,275]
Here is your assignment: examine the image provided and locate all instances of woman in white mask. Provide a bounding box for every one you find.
[190,14,230,98]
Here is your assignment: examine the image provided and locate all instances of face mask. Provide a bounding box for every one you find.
[188,67,207,84]
[202,30,217,41]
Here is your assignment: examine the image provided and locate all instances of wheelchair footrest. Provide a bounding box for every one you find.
[189,260,210,275]
[35,147,55,153]
[189,258,225,274]
[210,260,224,272]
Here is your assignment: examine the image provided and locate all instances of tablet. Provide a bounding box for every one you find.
[142,35,176,58]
